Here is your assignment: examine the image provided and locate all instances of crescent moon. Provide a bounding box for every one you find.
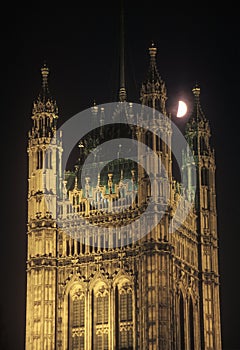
[177,100,187,118]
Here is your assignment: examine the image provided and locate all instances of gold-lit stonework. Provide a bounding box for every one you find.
[25,46,222,349]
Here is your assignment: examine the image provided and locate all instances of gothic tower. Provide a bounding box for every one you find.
[26,65,62,349]
[184,85,222,349]
[25,47,222,349]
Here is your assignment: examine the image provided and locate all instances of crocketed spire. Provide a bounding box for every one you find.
[190,83,206,121]
[32,63,58,115]
[140,42,167,114]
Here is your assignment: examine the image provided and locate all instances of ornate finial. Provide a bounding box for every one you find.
[117,144,122,159]
[118,0,127,102]
[192,82,200,97]
[74,176,78,189]
[119,87,127,102]
[120,169,123,181]
[108,173,113,194]
[91,99,98,115]
[85,177,90,198]
[97,173,101,187]
[149,42,157,58]
[189,82,205,121]
[131,169,135,184]
[78,140,84,149]
[41,63,49,92]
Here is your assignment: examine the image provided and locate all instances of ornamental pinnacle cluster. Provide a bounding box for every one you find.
[25,44,222,350]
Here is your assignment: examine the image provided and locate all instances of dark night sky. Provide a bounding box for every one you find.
[1,4,240,350]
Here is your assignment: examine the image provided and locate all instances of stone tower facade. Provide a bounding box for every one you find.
[25,45,222,350]
[184,86,222,349]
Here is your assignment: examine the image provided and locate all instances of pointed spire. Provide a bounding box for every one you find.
[146,42,161,83]
[118,0,127,102]
[140,43,167,114]
[148,41,158,81]
[41,63,49,95]
[91,99,98,116]
[32,63,58,115]
[185,84,212,158]
[191,83,205,121]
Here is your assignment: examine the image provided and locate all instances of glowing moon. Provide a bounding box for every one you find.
[177,100,187,118]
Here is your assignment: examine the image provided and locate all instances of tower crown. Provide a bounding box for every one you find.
[32,63,58,115]
[185,84,209,137]
[140,43,167,114]
[190,83,206,121]
[185,84,212,158]
[30,64,59,140]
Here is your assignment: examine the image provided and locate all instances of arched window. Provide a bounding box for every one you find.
[157,134,163,152]
[200,136,207,154]
[189,297,195,350]
[201,167,209,186]
[179,292,185,350]
[39,117,43,130]
[37,149,43,169]
[45,149,52,169]
[66,240,70,256]
[77,241,80,255]
[93,286,109,350]
[116,283,133,349]
[68,288,85,350]
[146,130,153,149]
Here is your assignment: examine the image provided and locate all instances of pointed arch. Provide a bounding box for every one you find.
[113,274,133,288]
[67,283,86,350]
[45,148,52,169]
[201,166,209,186]
[89,272,110,291]
[91,280,110,350]
[37,149,43,169]
[62,279,87,350]
[114,276,134,350]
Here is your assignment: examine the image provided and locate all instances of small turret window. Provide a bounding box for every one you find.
[201,167,209,186]
[37,149,43,169]
[39,117,43,130]
[200,136,208,154]
[146,130,153,149]
[45,149,52,169]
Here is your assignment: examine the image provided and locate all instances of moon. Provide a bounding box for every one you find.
[177,100,187,118]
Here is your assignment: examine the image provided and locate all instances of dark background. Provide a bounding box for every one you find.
[1,3,240,350]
